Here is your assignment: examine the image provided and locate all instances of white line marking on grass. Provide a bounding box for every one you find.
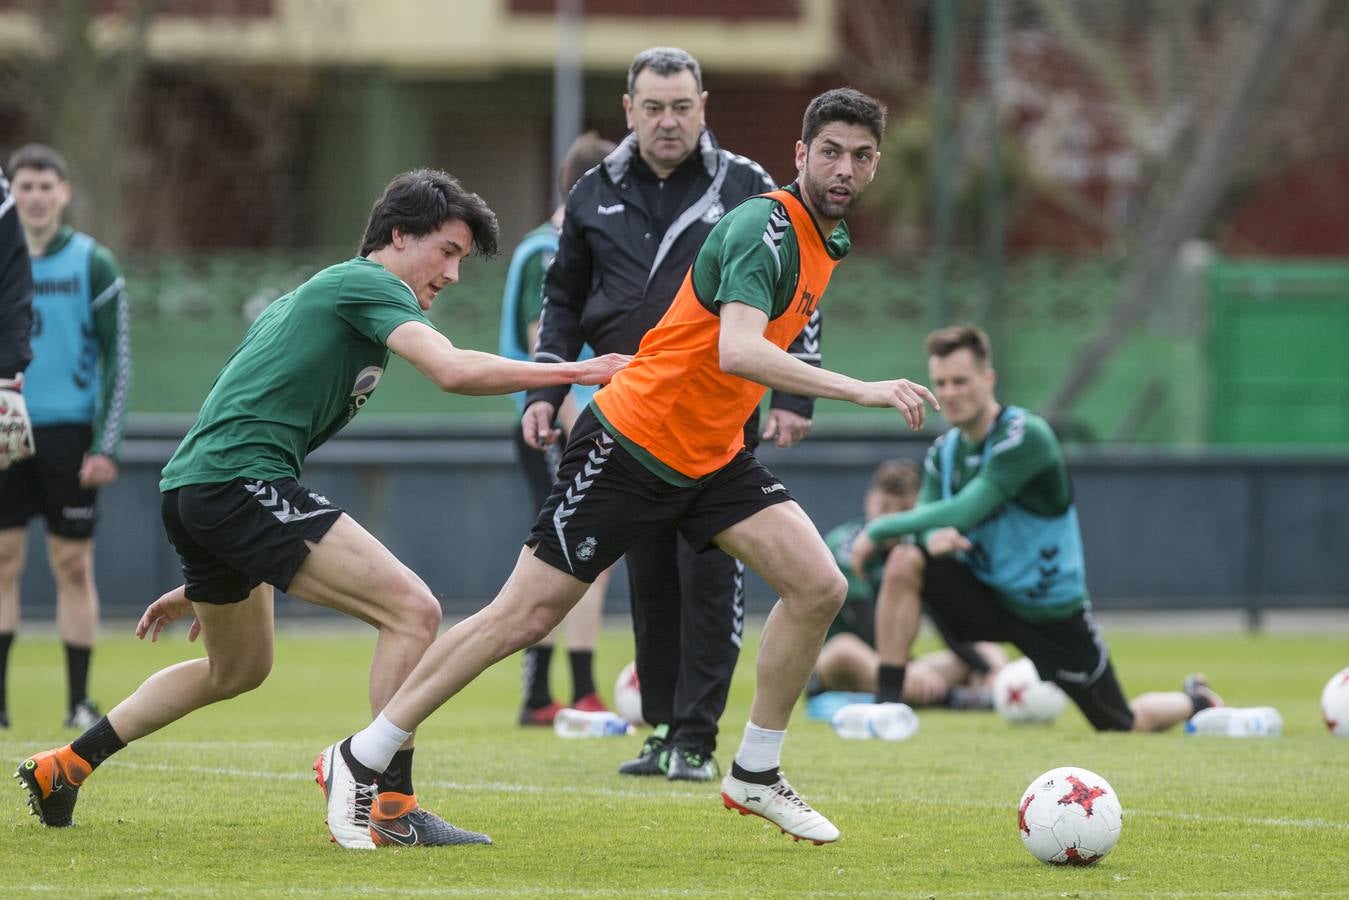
[107,761,1349,832]
[1,886,1344,898]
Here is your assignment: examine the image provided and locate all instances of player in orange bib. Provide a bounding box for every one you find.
[318,88,938,848]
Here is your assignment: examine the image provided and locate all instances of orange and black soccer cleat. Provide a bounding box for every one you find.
[15,746,92,827]
[370,792,492,847]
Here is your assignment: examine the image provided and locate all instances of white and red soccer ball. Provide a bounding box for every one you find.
[1322,667,1349,736]
[994,657,1068,725]
[613,661,645,727]
[1017,766,1123,866]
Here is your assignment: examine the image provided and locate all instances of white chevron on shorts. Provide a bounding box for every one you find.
[552,432,614,573]
[730,559,746,649]
[244,480,340,525]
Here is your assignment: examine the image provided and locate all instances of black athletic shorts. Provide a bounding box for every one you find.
[526,407,794,583]
[161,478,344,604]
[921,556,1134,731]
[0,424,99,539]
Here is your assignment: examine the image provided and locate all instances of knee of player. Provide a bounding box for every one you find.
[49,546,94,585]
[386,575,443,644]
[212,652,273,698]
[803,569,848,620]
[881,543,924,586]
[0,544,23,581]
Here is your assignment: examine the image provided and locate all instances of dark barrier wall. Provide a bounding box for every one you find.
[16,436,1349,619]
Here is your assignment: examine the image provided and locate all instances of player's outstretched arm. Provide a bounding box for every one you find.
[717,302,937,430]
[388,320,628,396]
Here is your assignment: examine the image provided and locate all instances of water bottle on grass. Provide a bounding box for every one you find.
[553,708,634,738]
[830,702,919,741]
[1186,706,1283,737]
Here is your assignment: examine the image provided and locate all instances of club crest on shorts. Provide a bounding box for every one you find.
[575,536,598,562]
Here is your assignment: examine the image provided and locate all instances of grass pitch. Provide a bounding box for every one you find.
[1,620,1345,897]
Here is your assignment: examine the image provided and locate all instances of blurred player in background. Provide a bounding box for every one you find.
[807,458,1005,719]
[0,144,131,732]
[500,131,618,725]
[850,325,1228,733]
[0,160,35,731]
[321,88,936,849]
[15,169,628,844]
[525,46,822,783]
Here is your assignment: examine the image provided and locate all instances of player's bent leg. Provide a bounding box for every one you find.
[875,544,925,668]
[287,514,442,715]
[817,633,877,693]
[715,501,845,730]
[108,585,276,742]
[0,527,28,634]
[47,535,98,648]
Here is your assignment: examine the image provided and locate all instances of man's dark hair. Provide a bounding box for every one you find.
[925,324,993,367]
[558,131,617,197]
[627,46,703,94]
[8,144,68,180]
[359,168,499,258]
[871,459,920,497]
[800,88,887,147]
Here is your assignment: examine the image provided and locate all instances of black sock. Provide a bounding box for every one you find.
[0,632,13,715]
[339,737,378,783]
[65,643,92,710]
[522,645,554,708]
[70,716,126,772]
[876,664,907,704]
[1188,690,1216,716]
[569,649,596,702]
[731,760,780,786]
[378,748,415,796]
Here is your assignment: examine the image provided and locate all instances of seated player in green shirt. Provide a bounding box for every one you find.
[807,458,1005,720]
[16,169,628,844]
[850,325,1227,734]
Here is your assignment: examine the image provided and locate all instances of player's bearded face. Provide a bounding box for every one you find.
[798,123,880,223]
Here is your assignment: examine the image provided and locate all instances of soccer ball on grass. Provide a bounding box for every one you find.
[613,661,645,726]
[1321,667,1349,736]
[1017,766,1123,865]
[994,657,1068,724]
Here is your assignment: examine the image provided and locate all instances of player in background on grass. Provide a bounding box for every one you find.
[0,160,36,733]
[15,169,628,844]
[806,459,1006,721]
[524,47,824,783]
[502,131,619,727]
[318,87,937,849]
[0,144,131,733]
[849,325,1228,734]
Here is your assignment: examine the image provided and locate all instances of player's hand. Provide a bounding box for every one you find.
[79,453,119,489]
[850,530,878,581]
[575,353,631,386]
[924,527,971,558]
[762,408,812,448]
[0,374,35,470]
[522,401,560,450]
[136,585,201,643]
[856,379,939,430]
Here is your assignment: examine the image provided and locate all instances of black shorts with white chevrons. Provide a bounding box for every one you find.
[526,407,794,583]
[161,477,344,604]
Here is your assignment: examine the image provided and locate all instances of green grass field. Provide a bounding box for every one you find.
[1,622,1345,897]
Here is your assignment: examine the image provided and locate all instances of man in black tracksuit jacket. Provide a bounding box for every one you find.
[522,48,822,781]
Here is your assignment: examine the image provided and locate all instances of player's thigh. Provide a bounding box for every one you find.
[192,583,275,684]
[288,513,435,628]
[920,557,1015,645]
[712,501,842,603]
[1012,607,1131,730]
[0,526,26,578]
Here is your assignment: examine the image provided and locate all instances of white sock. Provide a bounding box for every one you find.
[734,721,786,774]
[348,713,411,773]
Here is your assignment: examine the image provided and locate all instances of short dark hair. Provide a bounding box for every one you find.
[8,143,68,180]
[870,459,920,497]
[559,131,617,197]
[359,168,499,259]
[801,88,887,147]
[925,324,992,367]
[627,46,703,94]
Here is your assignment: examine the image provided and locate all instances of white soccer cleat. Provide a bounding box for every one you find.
[314,741,377,849]
[720,772,840,845]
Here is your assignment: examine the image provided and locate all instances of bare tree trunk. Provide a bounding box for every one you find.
[1044,0,1330,424]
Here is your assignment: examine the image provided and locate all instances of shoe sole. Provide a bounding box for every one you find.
[14,762,73,828]
[720,791,837,845]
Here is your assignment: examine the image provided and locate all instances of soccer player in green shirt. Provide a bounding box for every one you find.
[16,169,628,844]
[849,325,1224,734]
